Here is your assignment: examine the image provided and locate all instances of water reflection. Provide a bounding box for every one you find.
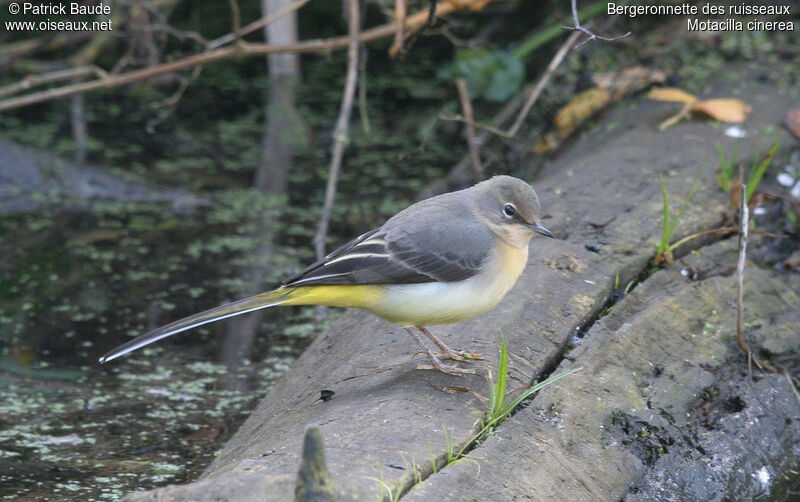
[0,206,317,500]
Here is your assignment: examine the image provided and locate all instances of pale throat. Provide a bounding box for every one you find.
[492,224,535,250]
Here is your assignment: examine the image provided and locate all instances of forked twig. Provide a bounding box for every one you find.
[207,0,311,50]
[564,0,630,48]
[228,0,243,41]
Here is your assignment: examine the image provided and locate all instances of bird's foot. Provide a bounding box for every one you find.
[418,354,476,376]
[406,327,476,376]
[415,326,483,362]
[433,349,484,361]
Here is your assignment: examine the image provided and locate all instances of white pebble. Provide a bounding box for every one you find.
[777,172,796,187]
[724,126,747,138]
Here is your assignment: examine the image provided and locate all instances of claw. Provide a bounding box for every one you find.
[404,327,479,376]
[417,361,476,376]
[434,350,484,361]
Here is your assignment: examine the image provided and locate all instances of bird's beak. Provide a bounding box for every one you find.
[530,222,554,238]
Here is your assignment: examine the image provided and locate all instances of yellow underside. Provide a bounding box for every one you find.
[281,284,384,309]
[277,237,530,326]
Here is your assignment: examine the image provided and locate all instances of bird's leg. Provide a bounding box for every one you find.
[403,327,475,376]
[416,326,484,361]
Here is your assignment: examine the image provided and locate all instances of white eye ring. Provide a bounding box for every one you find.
[503,204,516,217]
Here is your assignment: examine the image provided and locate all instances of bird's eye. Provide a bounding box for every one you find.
[503,204,516,217]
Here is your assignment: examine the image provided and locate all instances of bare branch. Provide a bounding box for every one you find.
[0,0,496,112]
[145,66,204,132]
[145,21,208,46]
[228,0,243,40]
[0,32,95,67]
[564,0,630,48]
[456,79,482,176]
[133,1,208,46]
[208,0,312,50]
[313,0,361,260]
[391,0,408,56]
[357,46,371,134]
[71,93,87,165]
[439,113,512,139]
[506,30,580,138]
[391,0,439,57]
[0,66,108,99]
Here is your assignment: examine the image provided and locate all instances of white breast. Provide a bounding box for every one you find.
[367,240,529,326]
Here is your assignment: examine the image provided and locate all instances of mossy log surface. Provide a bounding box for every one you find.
[124,63,800,501]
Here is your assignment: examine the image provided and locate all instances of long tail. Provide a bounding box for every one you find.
[99,288,294,363]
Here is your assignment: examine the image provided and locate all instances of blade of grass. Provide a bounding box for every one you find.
[489,332,509,419]
[746,134,780,202]
[667,180,699,237]
[716,143,728,191]
[715,140,740,192]
[659,173,670,254]
[457,366,582,458]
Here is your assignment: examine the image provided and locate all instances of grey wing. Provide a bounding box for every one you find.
[282,210,494,287]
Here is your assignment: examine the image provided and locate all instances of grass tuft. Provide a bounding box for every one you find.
[656,173,699,266]
[716,133,781,203]
[716,140,739,193]
[746,133,780,203]
[443,334,581,470]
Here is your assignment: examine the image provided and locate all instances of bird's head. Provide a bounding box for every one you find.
[474,175,553,247]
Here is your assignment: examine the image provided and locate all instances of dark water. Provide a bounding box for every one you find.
[0,204,326,500]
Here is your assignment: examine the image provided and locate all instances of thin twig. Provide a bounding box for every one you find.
[456,79,482,176]
[313,0,361,260]
[506,30,580,138]
[70,93,87,165]
[357,46,371,134]
[0,0,495,112]
[667,225,740,253]
[564,0,630,48]
[439,113,513,139]
[0,32,94,64]
[145,21,208,46]
[783,368,800,408]
[391,0,408,56]
[135,1,207,46]
[736,184,750,365]
[208,0,311,49]
[732,184,779,376]
[228,0,243,40]
[145,65,203,132]
[658,103,692,131]
[0,66,108,99]
[392,0,439,56]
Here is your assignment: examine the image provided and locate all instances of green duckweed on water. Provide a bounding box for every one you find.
[0,202,334,500]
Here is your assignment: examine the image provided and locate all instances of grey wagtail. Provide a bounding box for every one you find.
[99,175,552,375]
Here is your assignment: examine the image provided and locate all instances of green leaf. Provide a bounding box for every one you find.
[448,49,525,102]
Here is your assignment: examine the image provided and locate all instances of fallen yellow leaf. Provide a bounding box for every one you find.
[648,87,698,104]
[553,88,611,132]
[690,98,751,123]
